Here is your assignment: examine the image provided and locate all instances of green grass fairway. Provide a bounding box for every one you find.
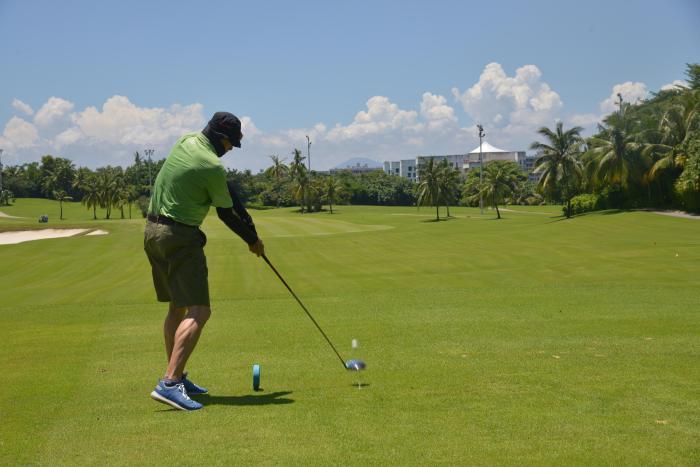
[1,199,698,465]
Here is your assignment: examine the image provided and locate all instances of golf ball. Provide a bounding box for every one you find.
[345,359,366,371]
[253,364,261,391]
[352,338,358,349]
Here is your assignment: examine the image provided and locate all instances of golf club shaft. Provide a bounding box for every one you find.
[262,254,347,369]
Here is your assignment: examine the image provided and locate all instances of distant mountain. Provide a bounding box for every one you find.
[334,157,382,169]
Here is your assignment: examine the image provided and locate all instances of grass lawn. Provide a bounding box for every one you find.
[1,199,698,465]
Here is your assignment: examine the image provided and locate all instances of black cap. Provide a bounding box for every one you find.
[204,112,243,148]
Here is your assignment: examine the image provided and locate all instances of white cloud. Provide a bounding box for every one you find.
[565,81,654,135]
[12,99,34,116]
[34,97,75,128]
[0,117,40,151]
[54,127,84,149]
[240,116,262,140]
[420,92,457,132]
[661,80,688,91]
[325,96,419,142]
[529,83,561,112]
[568,113,600,128]
[600,81,648,114]
[69,95,205,147]
[452,63,563,125]
[0,95,209,167]
[451,62,563,147]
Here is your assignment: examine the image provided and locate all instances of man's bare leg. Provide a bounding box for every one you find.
[164,303,187,362]
[164,305,211,381]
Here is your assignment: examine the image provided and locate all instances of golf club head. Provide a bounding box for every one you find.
[345,359,366,371]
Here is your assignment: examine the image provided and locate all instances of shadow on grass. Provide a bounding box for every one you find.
[600,209,627,215]
[420,216,460,223]
[544,209,633,224]
[194,391,295,406]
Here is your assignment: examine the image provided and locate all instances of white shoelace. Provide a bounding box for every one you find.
[176,383,192,400]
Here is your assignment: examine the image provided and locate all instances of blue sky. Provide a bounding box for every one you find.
[1,0,698,171]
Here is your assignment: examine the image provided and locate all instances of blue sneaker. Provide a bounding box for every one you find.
[150,380,203,411]
[182,372,208,395]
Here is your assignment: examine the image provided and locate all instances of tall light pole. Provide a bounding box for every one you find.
[144,148,155,194]
[305,135,312,171]
[0,149,4,193]
[477,124,485,215]
[617,93,623,113]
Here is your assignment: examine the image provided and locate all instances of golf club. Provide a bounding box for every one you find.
[262,254,365,371]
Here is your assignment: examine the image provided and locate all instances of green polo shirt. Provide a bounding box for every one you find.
[148,132,233,226]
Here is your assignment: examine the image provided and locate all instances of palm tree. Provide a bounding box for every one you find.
[265,155,289,208]
[53,189,73,220]
[289,149,306,179]
[587,126,647,191]
[585,98,655,197]
[478,161,522,219]
[437,159,461,218]
[417,158,442,220]
[72,167,91,192]
[125,185,138,219]
[324,176,343,214]
[115,187,132,219]
[42,158,75,197]
[530,122,584,218]
[307,176,325,212]
[293,171,309,214]
[81,177,101,220]
[42,170,60,198]
[462,168,482,207]
[96,168,123,219]
[97,171,112,219]
[289,149,307,213]
[645,91,699,181]
[267,154,289,180]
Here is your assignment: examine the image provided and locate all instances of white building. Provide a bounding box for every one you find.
[383,142,539,182]
[383,159,417,181]
[466,142,540,181]
[416,154,464,174]
[464,142,526,170]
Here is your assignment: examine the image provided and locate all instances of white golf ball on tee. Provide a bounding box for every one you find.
[352,339,358,349]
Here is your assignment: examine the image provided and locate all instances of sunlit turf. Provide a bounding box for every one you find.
[1,199,699,464]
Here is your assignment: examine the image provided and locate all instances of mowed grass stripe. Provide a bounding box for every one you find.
[256,216,392,237]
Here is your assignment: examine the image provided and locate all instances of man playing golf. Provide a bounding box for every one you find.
[144,111,264,411]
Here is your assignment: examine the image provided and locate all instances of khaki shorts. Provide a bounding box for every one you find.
[144,221,209,308]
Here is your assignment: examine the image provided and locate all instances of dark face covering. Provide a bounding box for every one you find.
[202,125,228,157]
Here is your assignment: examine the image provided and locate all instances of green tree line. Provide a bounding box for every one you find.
[1,152,163,219]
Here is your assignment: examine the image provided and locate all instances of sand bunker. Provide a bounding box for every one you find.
[650,210,700,220]
[0,211,22,219]
[86,229,109,236]
[0,229,88,245]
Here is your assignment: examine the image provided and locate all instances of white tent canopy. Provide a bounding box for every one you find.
[468,142,508,154]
